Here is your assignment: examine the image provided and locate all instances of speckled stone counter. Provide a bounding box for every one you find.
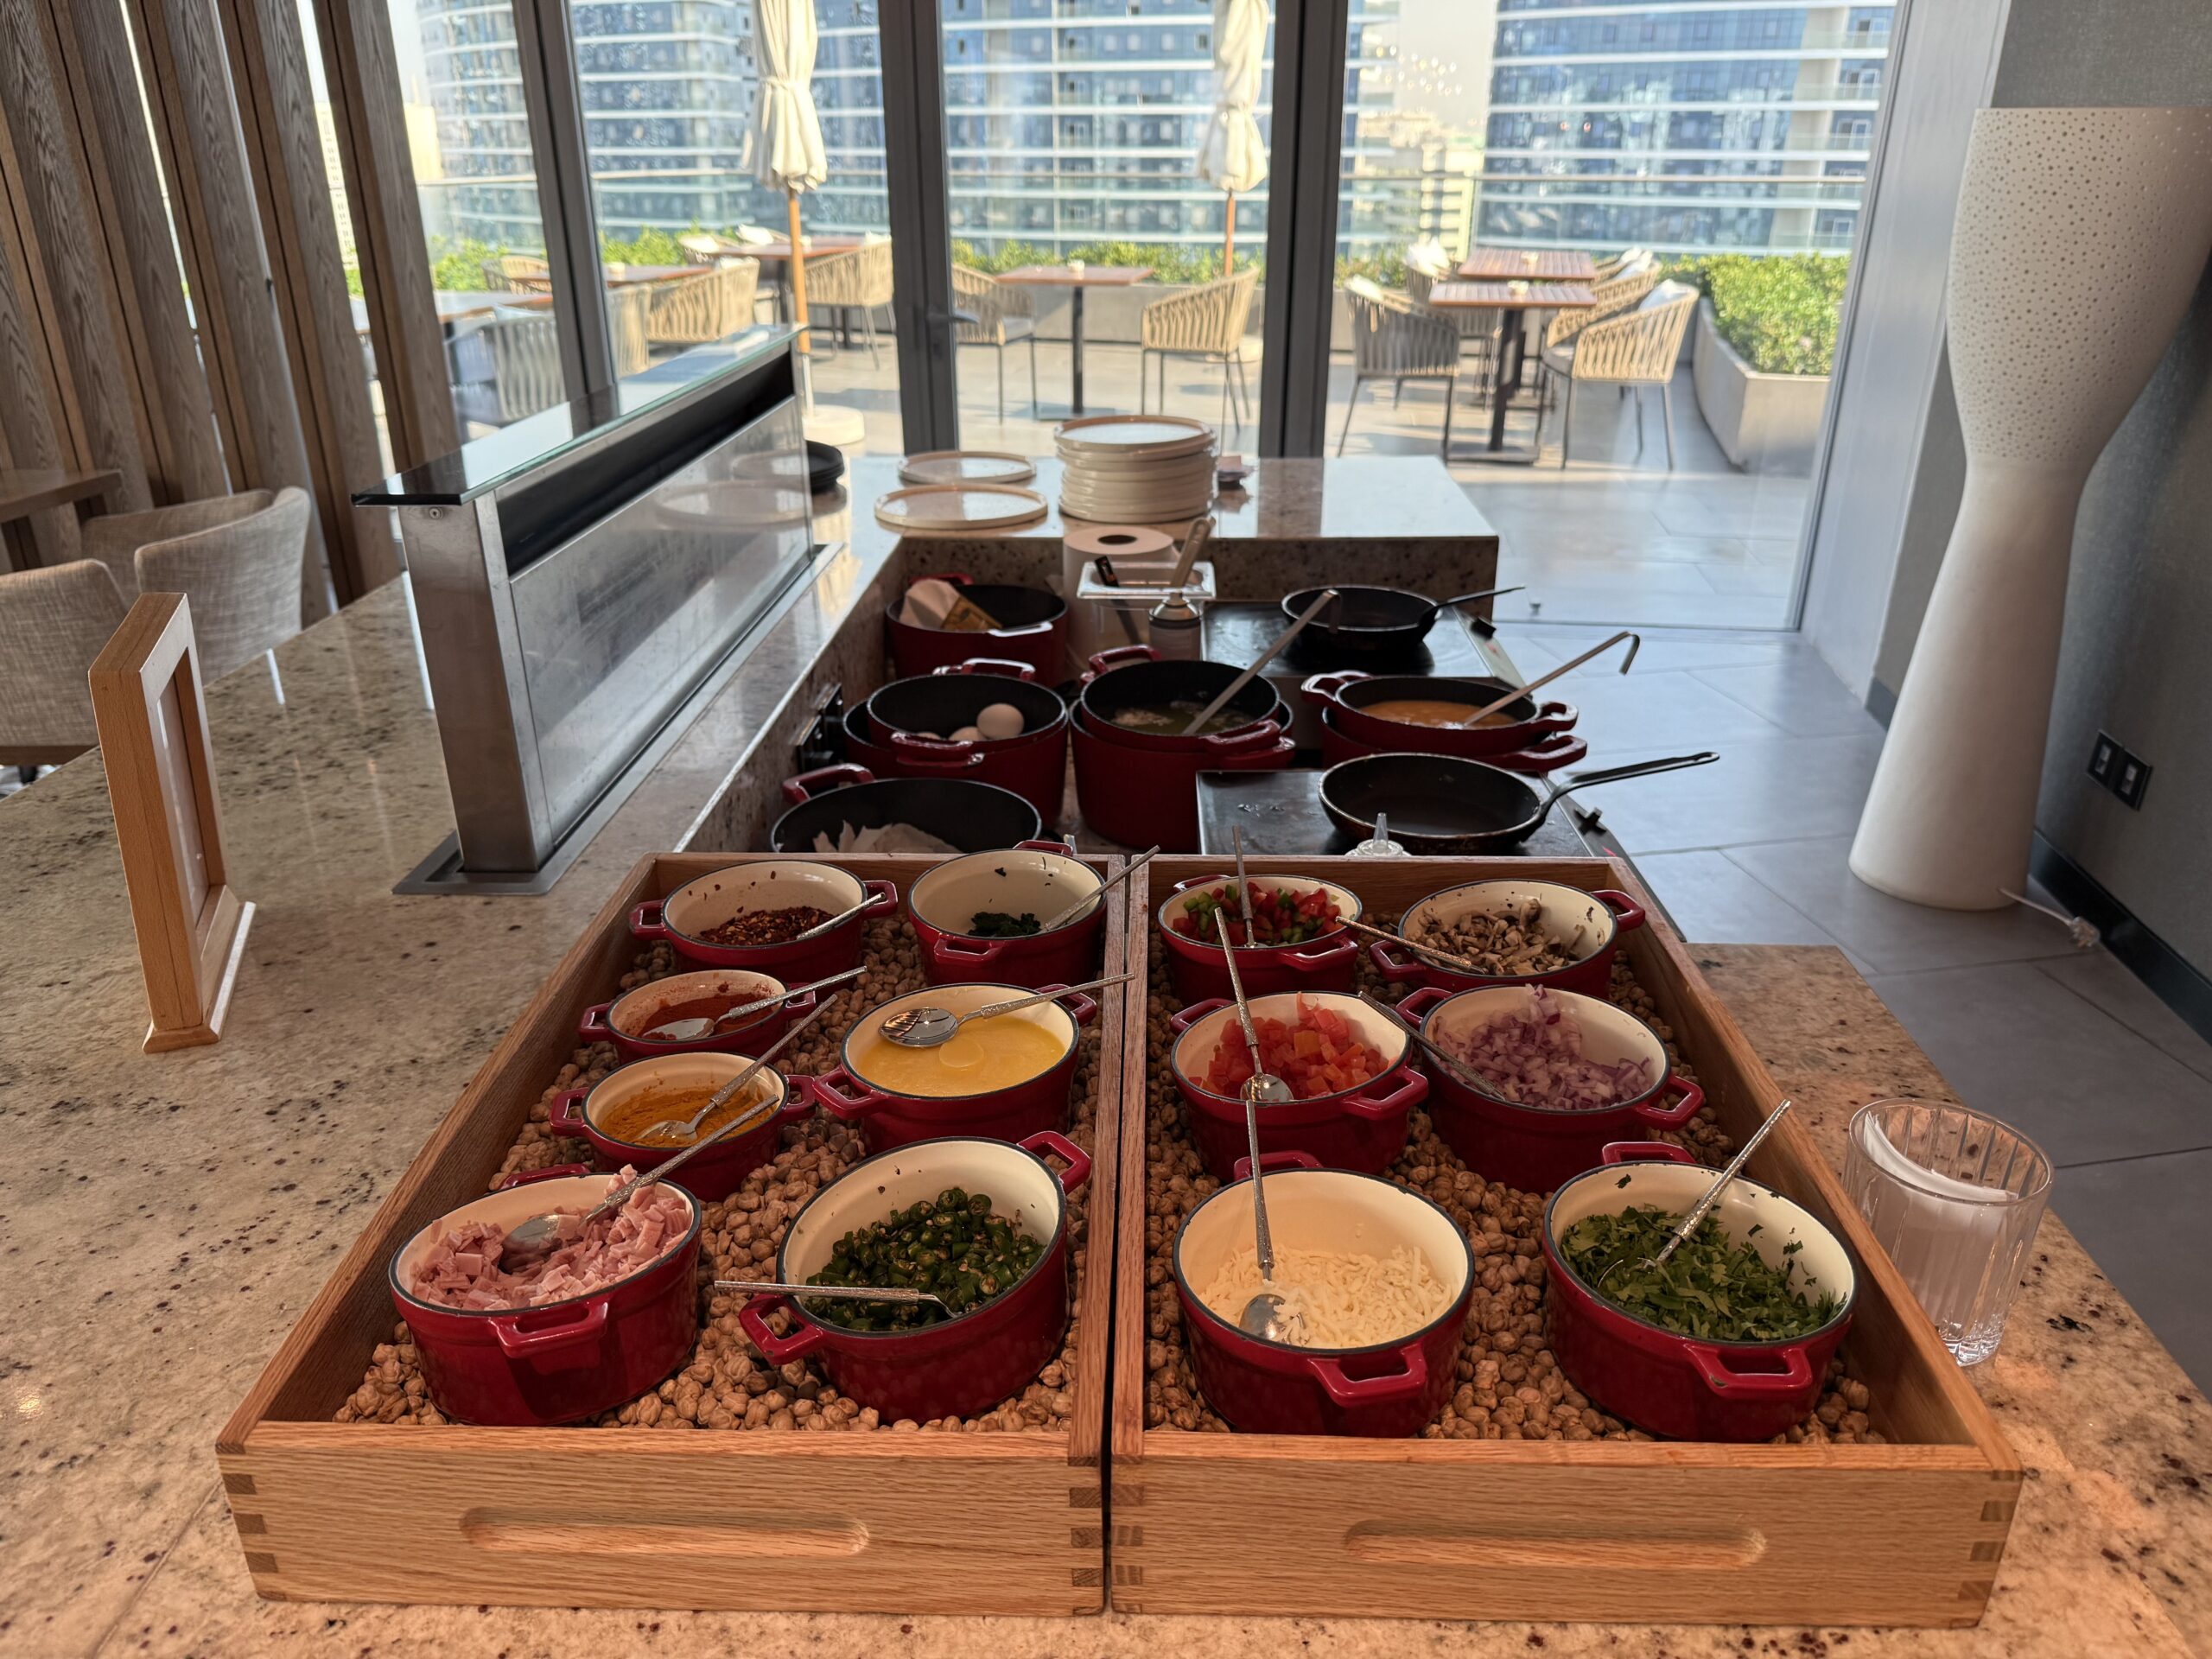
[3,454,2203,1656]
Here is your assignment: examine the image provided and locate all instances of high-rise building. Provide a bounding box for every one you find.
[1479,1,1892,256]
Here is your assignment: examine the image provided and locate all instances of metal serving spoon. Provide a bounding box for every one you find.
[1039,846,1161,932]
[714,1278,949,1313]
[1224,830,1300,1343]
[1356,991,1497,1096]
[642,966,866,1043]
[502,1000,838,1262]
[1222,830,1293,1108]
[1630,1100,1796,1281]
[877,972,1134,1048]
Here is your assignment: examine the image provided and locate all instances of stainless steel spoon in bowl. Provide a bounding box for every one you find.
[877,972,1135,1048]
[1224,830,1300,1342]
[642,965,867,1043]
[713,1279,950,1313]
[1039,846,1161,931]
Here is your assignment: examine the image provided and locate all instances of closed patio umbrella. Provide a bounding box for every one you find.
[1196,0,1269,275]
[752,0,827,354]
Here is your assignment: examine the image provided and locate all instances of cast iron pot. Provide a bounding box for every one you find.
[772,764,1043,854]
[864,658,1071,828]
[1545,1141,1857,1441]
[1368,879,1648,998]
[887,573,1067,682]
[1076,645,1284,748]
[1398,984,1703,1192]
[578,968,817,1060]
[1157,871,1363,1004]
[740,1131,1090,1422]
[1319,751,1718,855]
[811,980,1099,1151]
[390,1166,701,1427]
[1318,702,1589,774]
[1280,584,1514,658]
[1302,669,1579,759]
[907,842,1107,988]
[549,1052,817,1201]
[631,860,897,980]
[1167,991,1428,1178]
[1174,1153,1474,1436]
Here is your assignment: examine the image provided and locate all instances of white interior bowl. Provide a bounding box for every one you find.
[781,1138,1064,1283]
[1421,986,1664,1101]
[909,849,1102,936]
[1159,874,1362,950]
[846,982,1079,1093]
[663,861,868,940]
[1402,880,1618,969]
[391,1173,700,1313]
[582,1052,791,1147]
[607,969,786,1037]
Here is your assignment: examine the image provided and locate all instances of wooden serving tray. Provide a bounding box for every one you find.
[1108,855,2021,1626]
[219,853,1128,1614]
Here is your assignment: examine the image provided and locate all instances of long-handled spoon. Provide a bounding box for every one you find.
[714,1278,949,1313]
[502,999,840,1262]
[1224,829,1299,1342]
[642,966,867,1043]
[1179,588,1338,736]
[785,893,878,944]
[1647,1100,1795,1270]
[1039,846,1161,931]
[1461,630,1642,727]
[1338,918,1489,976]
[1357,991,1497,1096]
[878,972,1134,1049]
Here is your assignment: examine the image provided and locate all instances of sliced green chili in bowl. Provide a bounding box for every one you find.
[803,1185,1046,1332]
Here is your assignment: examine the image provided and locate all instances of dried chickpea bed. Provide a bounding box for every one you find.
[1142,928,1881,1444]
[339,918,1099,1433]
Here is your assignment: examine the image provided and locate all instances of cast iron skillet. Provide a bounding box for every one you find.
[771,768,1043,853]
[1281,583,1523,658]
[1319,752,1719,855]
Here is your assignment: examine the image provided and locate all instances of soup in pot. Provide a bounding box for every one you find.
[1362,697,1516,730]
[1109,701,1249,738]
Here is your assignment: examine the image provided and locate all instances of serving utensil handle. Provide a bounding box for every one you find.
[1179,588,1338,736]
[1649,1100,1795,1268]
[970,971,1135,1020]
[1464,629,1640,725]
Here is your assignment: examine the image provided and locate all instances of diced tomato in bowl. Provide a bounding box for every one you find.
[1200,996,1386,1099]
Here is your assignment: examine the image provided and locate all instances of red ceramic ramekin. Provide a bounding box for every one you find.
[1398,984,1704,1192]
[577,969,817,1060]
[630,860,897,981]
[887,574,1067,682]
[1173,1153,1474,1436]
[1168,992,1428,1178]
[1368,879,1648,997]
[864,658,1071,829]
[1317,702,1590,774]
[389,1166,702,1427]
[1544,1141,1857,1441]
[1157,871,1363,1004]
[549,1052,817,1201]
[1300,669,1580,759]
[740,1130,1090,1421]
[906,842,1107,987]
[811,981,1098,1150]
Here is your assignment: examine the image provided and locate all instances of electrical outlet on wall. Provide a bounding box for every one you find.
[2088,732,2122,787]
[2086,731,2152,810]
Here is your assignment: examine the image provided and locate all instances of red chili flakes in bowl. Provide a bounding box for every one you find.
[697,906,832,946]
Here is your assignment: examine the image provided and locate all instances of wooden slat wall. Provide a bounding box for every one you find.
[126,0,334,619]
[217,0,399,599]
[41,0,229,506]
[309,0,456,472]
[0,0,154,514]
[0,194,78,563]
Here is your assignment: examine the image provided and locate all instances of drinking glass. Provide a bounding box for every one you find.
[1842,1099,2052,1366]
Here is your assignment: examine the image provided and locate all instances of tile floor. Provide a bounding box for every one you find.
[1506,620,2212,1392]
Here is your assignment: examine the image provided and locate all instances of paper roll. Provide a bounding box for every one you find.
[1064,524,1177,664]
[1065,524,1176,566]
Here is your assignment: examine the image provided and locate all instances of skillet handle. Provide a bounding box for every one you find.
[1541,752,1719,810]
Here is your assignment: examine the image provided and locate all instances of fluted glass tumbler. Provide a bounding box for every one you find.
[1842,1099,2052,1366]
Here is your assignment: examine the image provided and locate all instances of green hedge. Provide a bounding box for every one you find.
[951,238,1255,285]
[1669,253,1848,377]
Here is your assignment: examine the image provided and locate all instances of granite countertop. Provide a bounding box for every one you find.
[4,453,2203,1656]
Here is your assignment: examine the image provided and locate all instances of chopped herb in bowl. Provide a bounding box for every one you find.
[1561,1205,1839,1343]
[969,910,1044,938]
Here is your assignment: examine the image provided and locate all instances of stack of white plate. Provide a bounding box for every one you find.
[1055,415,1217,522]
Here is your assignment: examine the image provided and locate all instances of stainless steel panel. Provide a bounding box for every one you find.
[507,397,813,839]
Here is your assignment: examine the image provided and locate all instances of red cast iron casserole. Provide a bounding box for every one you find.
[1367,879,1647,997]
[887,574,1067,682]
[630,860,896,981]
[549,1052,817,1201]
[906,842,1107,987]
[1301,670,1580,759]
[577,968,816,1060]
[1157,871,1363,1003]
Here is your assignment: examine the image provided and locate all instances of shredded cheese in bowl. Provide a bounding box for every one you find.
[1197,1243,1453,1348]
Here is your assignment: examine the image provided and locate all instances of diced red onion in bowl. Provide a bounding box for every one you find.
[1440,988,1653,1112]
[409,1168,692,1310]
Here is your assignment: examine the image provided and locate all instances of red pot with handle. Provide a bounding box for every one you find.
[811,981,1097,1150]
[1398,984,1703,1192]
[887,573,1067,682]
[388,1166,701,1427]
[1072,657,1295,851]
[1157,872,1363,1003]
[630,860,896,981]
[740,1130,1090,1422]
[1168,992,1427,1177]
[1368,879,1647,997]
[906,842,1107,987]
[1173,1154,1474,1436]
[864,658,1071,828]
[1318,702,1590,774]
[1301,670,1580,758]
[578,969,816,1060]
[1544,1141,1857,1441]
[548,1052,817,1201]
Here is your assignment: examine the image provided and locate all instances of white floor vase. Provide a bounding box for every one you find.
[1852,106,2212,909]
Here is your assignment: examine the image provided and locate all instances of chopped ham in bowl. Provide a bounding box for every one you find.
[408,1168,694,1311]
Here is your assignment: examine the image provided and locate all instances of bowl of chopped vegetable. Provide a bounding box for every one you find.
[906,842,1108,988]
[864,659,1071,830]
[740,1130,1090,1421]
[1543,1141,1856,1441]
[812,980,1098,1150]
[1399,983,1704,1192]
[1168,991,1429,1177]
[631,860,898,980]
[1369,879,1647,998]
[1158,873,1363,1004]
